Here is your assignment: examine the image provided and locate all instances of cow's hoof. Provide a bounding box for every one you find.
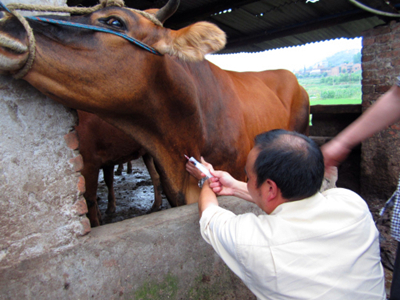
[105,207,116,215]
[90,219,101,227]
[149,203,161,213]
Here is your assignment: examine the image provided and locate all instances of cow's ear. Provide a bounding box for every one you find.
[154,22,226,61]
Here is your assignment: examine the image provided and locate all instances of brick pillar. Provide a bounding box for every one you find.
[361,21,400,201]
[64,130,91,235]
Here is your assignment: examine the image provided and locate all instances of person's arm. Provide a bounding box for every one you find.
[198,170,255,217]
[322,84,400,168]
[186,157,255,209]
[185,157,252,198]
[208,170,254,203]
[198,179,219,217]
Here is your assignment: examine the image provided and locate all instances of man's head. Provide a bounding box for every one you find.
[245,129,324,211]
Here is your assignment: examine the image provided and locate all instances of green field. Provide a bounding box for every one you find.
[297,75,362,106]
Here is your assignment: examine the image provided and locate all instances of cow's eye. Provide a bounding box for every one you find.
[103,17,124,29]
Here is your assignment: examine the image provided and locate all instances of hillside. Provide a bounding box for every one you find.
[296,49,362,105]
[324,49,361,68]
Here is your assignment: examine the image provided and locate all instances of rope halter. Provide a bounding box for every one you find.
[0,0,163,79]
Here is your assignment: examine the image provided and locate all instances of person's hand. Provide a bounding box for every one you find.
[208,170,237,196]
[186,157,214,180]
[321,139,352,176]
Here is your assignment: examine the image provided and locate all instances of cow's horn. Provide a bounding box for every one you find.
[155,0,179,24]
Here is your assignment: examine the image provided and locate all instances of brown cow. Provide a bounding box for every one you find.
[0,0,310,207]
[76,110,162,227]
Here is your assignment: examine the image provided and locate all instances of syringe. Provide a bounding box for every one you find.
[184,155,213,179]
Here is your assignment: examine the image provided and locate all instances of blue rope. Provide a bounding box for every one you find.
[26,16,163,56]
[0,2,11,13]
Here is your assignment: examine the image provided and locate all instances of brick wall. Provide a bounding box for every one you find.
[361,21,400,201]
[64,130,91,233]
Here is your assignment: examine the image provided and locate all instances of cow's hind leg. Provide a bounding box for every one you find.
[115,163,123,175]
[103,165,117,215]
[82,165,102,227]
[142,153,162,212]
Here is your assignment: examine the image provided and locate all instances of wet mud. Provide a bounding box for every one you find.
[96,158,171,225]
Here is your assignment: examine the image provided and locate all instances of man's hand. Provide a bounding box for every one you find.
[187,157,254,203]
[321,139,352,170]
[208,170,237,196]
[186,157,214,180]
[185,157,237,196]
[209,169,254,203]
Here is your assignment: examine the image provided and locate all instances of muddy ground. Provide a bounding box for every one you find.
[97,158,171,224]
[96,157,397,295]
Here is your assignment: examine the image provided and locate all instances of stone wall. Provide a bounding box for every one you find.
[0,24,90,272]
[0,197,257,300]
[361,21,400,201]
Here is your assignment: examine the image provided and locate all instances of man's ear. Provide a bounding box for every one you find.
[260,179,278,202]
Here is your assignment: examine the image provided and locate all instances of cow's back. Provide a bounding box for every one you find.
[195,65,309,181]
[253,69,310,134]
[223,68,309,138]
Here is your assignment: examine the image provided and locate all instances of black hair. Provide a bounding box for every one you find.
[253,129,324,200]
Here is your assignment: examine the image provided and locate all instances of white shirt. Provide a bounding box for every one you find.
[200,188,386,300]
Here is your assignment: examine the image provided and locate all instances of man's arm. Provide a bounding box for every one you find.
[186,158,254,203]
[322,85,400,168]
[208,171,254,203]
[198,179,219,218]
[198,170,256,217]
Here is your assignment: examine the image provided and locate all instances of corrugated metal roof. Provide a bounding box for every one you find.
[208,0,390,53]
[69,0,400,54]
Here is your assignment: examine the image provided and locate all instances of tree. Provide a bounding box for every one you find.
[353,52,361,64]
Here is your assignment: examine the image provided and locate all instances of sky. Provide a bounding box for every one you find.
[205,37,362,72]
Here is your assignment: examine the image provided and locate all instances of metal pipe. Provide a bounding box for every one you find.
[349,0,400,18]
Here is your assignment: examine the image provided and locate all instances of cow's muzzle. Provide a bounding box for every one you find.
[0,11,29,74]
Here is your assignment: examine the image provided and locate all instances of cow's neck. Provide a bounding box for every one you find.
[93,60,211,205]
[102,58,249,205]
[98,112,199,206]
[26,53,242,205]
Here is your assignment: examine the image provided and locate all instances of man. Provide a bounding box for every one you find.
[189,129,386,300]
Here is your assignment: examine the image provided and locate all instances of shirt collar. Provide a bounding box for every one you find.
[269,192,323,215]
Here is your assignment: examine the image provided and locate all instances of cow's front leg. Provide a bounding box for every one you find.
[81,165,102,227]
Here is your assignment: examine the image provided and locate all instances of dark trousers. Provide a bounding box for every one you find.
[391,242,400,300]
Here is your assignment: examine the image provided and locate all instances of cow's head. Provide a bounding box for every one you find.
[0,0,226,78]
[0,0,226,112]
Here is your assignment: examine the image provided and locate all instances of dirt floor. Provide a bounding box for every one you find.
[96,157,396,297]
[96,158,171,225]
